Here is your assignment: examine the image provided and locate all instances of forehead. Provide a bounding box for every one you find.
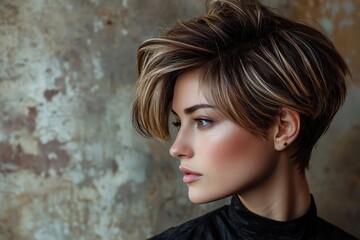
[172,69,209,110]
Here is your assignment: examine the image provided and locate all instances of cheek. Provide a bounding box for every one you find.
[201,127,274,175]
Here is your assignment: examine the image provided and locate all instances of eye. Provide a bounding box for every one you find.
[172,121,181,129]
[195,118,213,128]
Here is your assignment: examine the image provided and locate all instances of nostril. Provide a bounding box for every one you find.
[169,144,193,159]
[169,131,193,159]
[169,145,179,158]
[170,142,187,158]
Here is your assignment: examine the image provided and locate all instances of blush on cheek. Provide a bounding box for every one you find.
[207,125,257,165]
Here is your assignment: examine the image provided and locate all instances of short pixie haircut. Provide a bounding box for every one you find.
[132,0,350,171]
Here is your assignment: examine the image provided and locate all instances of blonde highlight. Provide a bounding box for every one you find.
[132,0,350,171]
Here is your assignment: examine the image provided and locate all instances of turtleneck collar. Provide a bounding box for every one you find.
[228,194,317,239]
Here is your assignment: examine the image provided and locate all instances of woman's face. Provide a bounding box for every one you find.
[170,68,279,203]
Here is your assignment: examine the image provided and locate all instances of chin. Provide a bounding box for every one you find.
[188,189,209,204]
[188,190,230,204]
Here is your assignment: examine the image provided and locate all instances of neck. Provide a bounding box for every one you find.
[238,156,311,222]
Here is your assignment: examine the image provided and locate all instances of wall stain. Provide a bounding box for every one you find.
[2,112,36,133]
[44,89,60,101]
[0,3,19,25]
[0,140,70,176]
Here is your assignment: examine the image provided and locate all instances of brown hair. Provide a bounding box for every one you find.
[132,0,350,171]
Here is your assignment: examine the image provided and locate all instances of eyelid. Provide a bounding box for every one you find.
[171,116,181,129]
[194,118,214,128]
[172,121,181,127]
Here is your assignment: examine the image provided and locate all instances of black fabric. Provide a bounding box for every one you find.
[148,195,358,240]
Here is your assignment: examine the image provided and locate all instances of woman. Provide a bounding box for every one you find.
[132,0,357,239]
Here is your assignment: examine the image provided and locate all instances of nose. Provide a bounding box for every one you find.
[169,129,194,159]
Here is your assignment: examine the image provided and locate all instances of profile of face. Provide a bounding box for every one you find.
[170,68,280,204]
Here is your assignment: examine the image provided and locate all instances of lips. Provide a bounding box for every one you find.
[179,166,203,184]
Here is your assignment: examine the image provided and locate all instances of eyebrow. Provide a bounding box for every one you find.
[171,104,214,116]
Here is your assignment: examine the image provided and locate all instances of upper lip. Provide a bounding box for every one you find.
[179,166,202,175]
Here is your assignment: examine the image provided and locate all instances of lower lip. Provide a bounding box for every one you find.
[183,174,202,184]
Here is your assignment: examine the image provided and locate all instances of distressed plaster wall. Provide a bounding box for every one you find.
[0,0,359,239]
[291,0,360,238]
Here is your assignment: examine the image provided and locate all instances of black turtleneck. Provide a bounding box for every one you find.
[148,195,357,240]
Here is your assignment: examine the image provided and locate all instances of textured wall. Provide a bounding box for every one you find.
[291,0,360,238]
[0,0,359,239]
[0,0,204,239]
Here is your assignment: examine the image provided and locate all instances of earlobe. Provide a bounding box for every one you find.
[273,108,300,151]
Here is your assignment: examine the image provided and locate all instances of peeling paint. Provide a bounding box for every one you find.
[121,29,128,36]
[318,17,334,34]
[343,0,355,15]
[91,56,104,80]
[339,18,354,27]
[122,0,129,8]
[17,134,39,155]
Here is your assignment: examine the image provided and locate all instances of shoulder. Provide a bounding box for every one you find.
[315,217,358,240]
[148,205,229,240]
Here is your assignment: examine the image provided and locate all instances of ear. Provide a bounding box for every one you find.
[273,108,300,151]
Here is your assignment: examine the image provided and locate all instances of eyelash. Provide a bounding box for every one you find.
[172,118,213,129]
[172,121,181,128]
[195,118,213,127]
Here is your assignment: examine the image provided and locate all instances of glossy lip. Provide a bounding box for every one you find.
[179,166,203,184]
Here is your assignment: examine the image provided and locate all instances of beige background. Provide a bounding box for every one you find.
[0,0,359,239]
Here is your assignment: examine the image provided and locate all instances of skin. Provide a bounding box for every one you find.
[170,68,311,221]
